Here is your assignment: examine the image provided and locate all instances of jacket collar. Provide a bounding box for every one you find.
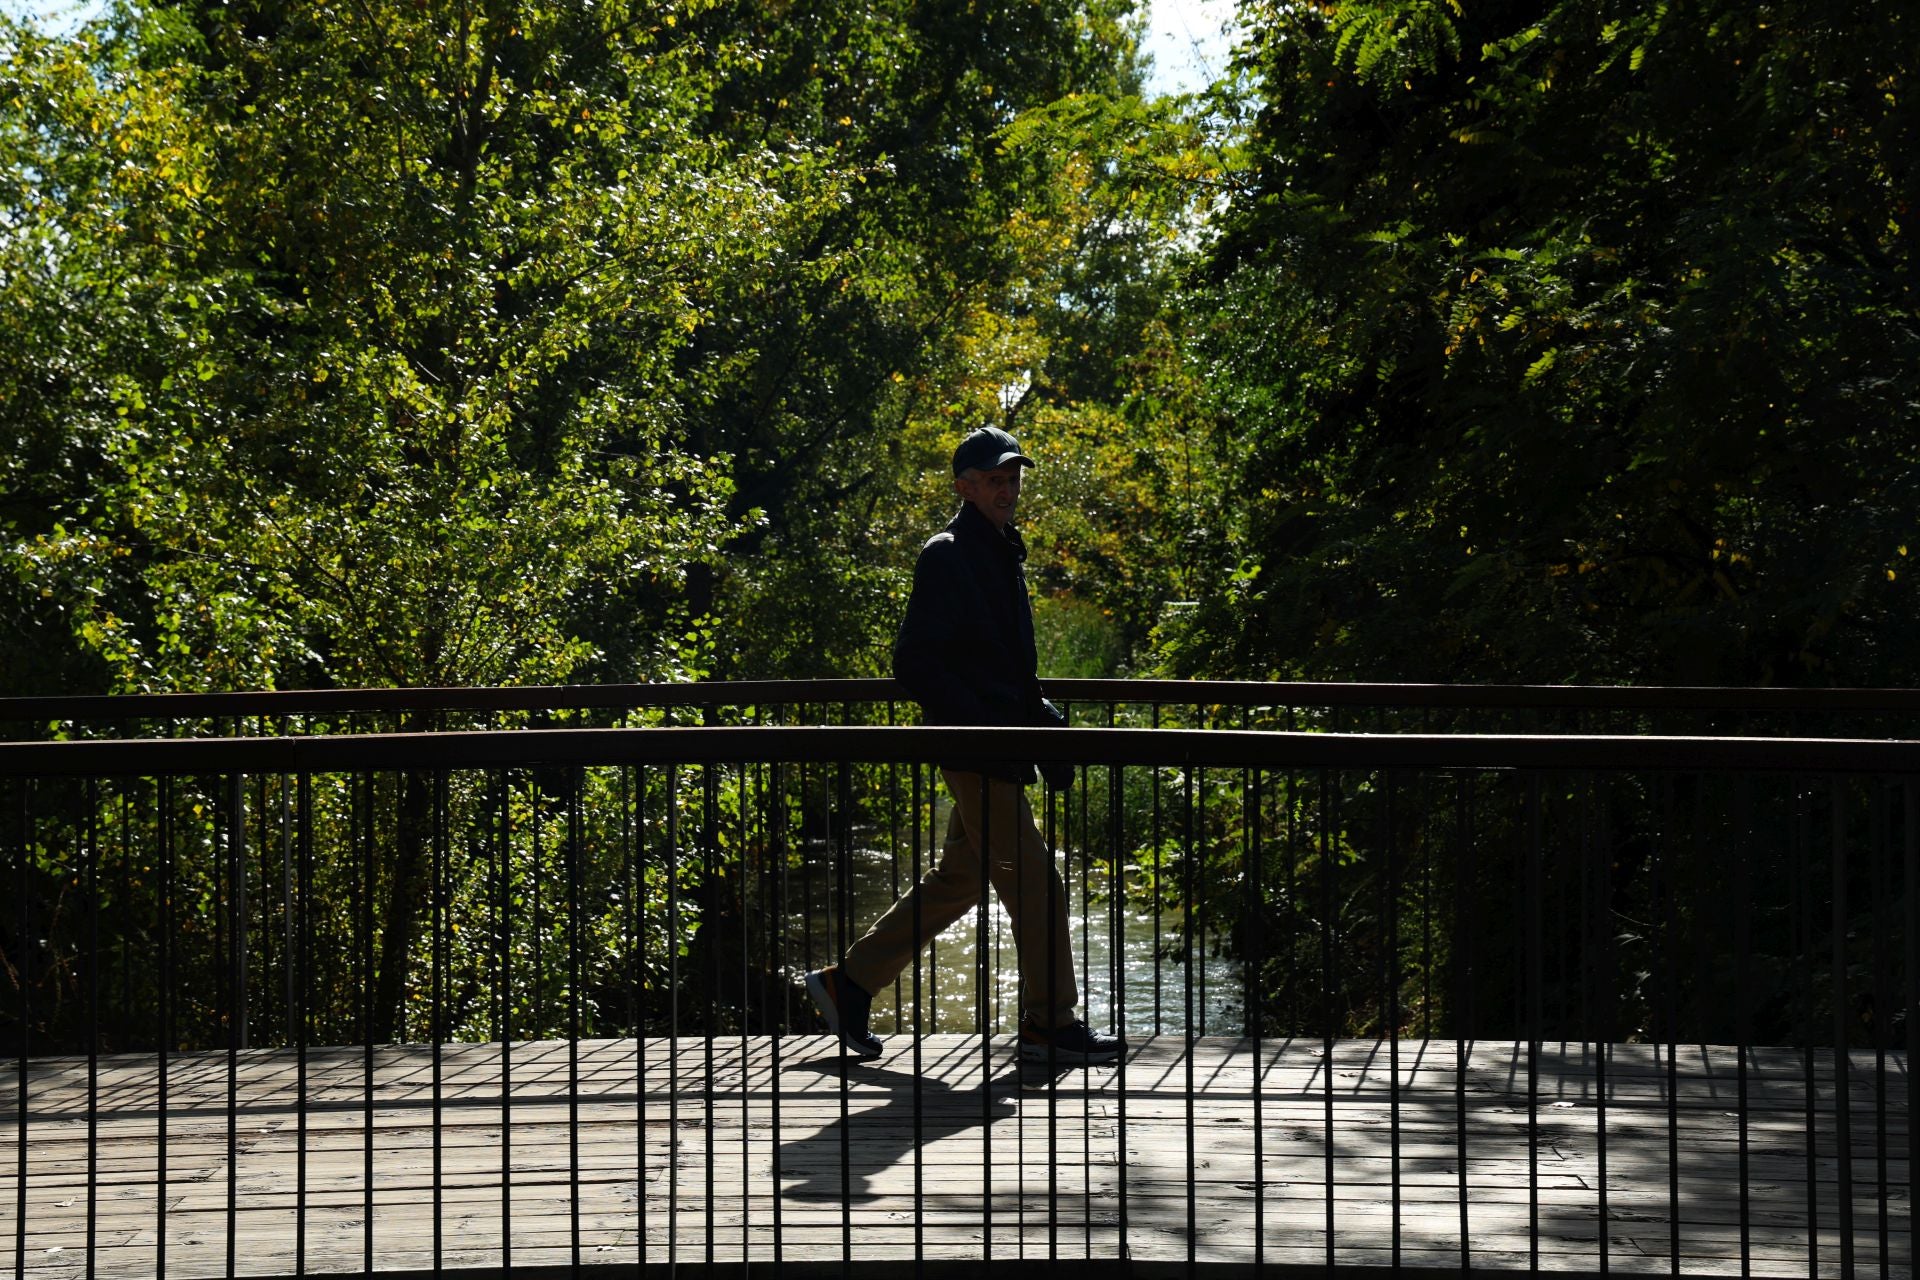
[952,501,1027,563]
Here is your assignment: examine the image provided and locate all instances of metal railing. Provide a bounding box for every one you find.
[5,677,1920,740]
[2,715,1915,1275]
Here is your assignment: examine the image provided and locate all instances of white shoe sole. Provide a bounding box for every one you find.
[806,970,883,1059]
[1019,1038,1122,1065]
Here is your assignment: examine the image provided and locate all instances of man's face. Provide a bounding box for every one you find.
[955,464,1024,530]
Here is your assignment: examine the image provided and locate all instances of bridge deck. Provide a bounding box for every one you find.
[3,1035,1908,1277]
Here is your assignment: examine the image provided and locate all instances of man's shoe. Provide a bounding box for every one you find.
[805,966,883,1059]
[1019,1018,1123,1065]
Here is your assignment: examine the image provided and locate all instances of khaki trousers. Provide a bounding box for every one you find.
[840,769,1079,1029]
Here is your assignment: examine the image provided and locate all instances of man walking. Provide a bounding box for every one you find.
[806,425,1123,1065]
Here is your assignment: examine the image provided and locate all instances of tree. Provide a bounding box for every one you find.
[4,0,853,697]
[653,0,1184,680]
[1168,0,1919,686]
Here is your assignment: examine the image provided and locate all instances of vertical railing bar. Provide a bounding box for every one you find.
[156,777,171,1280]
[432,769,447,1275]
[1796,778,1820,1280]
[1733,775,1754,1277]
[1249,763,1265,1278]
[139,775,165,1280]
[1658,774,1682,1277]
[1196,741,1207,1035]
[9,782,24,1280]
[227,771,244,1280]
[739,757,752,1268]
[1078,753,1094,1260]
[1017,772,1036,1258]
[532,780,544,1047]
[995,833,1007,1036]
[1510,763,1524,1054]
[1420,711,1434,1040]
[1831,777,1855,1280]
[496,768,513,1275]
[1285,710,1298,1035]
[1153,705,1163,1033]
[1184,764,1198,1270]
[1573,762,1589,1193]
[1526,773,1542,1274]
[699,706,723,1265]
[1593,771,1611,1276]
[1904,777,1916,1280]
[910,761,925,1277]
[235,762,249,1058]
[1110,752,1129,1270]
[1871,779,1890,1280]
[568,768,584,1271]
[768,758,785,1275]
[834,759,853,1275]
[1454,772,1472,1272]
[209,752,224,1101]
[83,782,115,1274]
[360,773,375,1276]
[1555,763,1572,1044]
[1319,767,1336,1271]
[118,784,132,1071]
[1042,778,1056,1261]
[1058,768,1075,1244]
[295,773,310,1278]
[634,763,649,1272]
[1080,753,1096,1261]
[282,772,294,1050]
[666,764,680,1270]
[255,766,269,1055]
[1386,769,1402,1270]
[979,777,993,1266]
[703,763,718,1268]
[926,773,940,1037]
[888,703,903,1034]
[801,754,814,987]
[85,779,99,1280]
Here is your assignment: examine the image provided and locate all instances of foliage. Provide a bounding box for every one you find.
[1165,0,1919,687]
[681,0,1218,680]
[2,1,843,694]
[1,0,1223,697]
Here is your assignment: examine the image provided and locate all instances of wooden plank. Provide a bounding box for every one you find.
[2,1036,1908,1278]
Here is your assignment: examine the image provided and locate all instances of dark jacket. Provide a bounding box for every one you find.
[893,502,1061,783]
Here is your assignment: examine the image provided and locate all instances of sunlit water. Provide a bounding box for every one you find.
[780,818,1243,1038]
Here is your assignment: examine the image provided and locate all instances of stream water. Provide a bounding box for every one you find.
[778,813,1244,1038]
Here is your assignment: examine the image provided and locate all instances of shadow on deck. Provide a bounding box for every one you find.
[4,1034,1908,1277]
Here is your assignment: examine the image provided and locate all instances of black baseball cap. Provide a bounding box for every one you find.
[951,426,1034,476]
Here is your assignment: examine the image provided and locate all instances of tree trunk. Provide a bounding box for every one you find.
[371,761,434,1044]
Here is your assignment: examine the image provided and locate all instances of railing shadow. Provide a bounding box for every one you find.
[775,1050,1024,1204]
